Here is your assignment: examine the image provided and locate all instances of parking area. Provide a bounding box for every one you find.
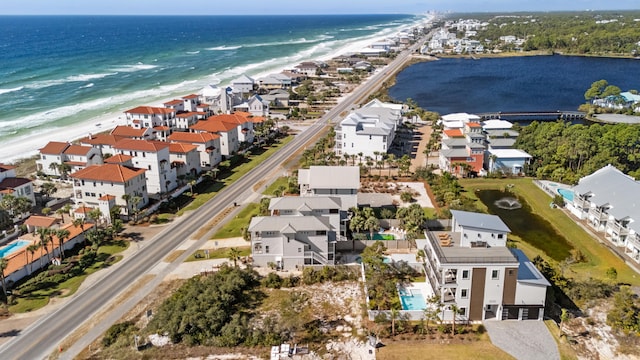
[483,320,560,360]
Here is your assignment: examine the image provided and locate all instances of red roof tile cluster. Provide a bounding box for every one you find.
[114,139,170,152]
[79,134,127,146]
[182,94,199,100]
[0,164,16,172]
[71,164,146,183]
[104,154,133,164]
[176,112,199,118]
[125,106,175,115]
[169,143,198,153]
[24,215,59,228]
[466,122,482,128]
[443,129,464,138]
[39,141,70,155]
[98,195,116,201]
[163,99,183,106]
[63,145,93,156]
[110,125,149,138]
[168,131,219,143]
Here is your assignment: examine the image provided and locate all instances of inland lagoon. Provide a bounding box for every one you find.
[477,189,574,262]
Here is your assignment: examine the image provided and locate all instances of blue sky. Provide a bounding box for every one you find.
[1,0,638,15]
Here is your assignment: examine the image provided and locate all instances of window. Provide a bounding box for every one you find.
[461,289,468,298]
[298,248,302,253]
[497,234,504,239]
[148,165,151,170]
[265,246,269,254]
[459,307,467,316]
[84,192,91,197]
[462,270,469,279]
[492,270,499,280]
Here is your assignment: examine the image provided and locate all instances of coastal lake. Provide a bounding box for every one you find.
[389,55,640,114]
[476,190,573,262]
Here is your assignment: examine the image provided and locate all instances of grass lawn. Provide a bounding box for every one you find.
[177,136,293,215]
[423,207,437,219]
[186,246,251,262]
[263,176,289,196]
[377,336,514,360]
[211,203,260,239]
[10,241,129,313]
[460,178,640,286]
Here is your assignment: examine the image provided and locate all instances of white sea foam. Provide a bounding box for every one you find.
[80,83,95,89]
[206,45,242,51]
[110,63,158,72]
[0,86,24,95]
[187,51,200,54]
[23,72,117,90]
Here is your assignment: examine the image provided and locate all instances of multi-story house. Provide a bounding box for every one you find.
[199,84,234,114]
[110,125,154,140]
[168,143,201,178]
[174,112,205,131]
[439,116,485,176]
[70,163,148,217]
[335,99,401,158]
[124,106,176,130]
[298,166,359,211]
[207,113,255,144]
[231,74,255,94]
[567,165,640,262]
[422,210,549,322]
[233,95,269,117]
[249,196,344,270]
[190,117,239,157]
[36,141,102,176]
[167,131,222,170]
[79,134,127,156]
[113,139,177,195]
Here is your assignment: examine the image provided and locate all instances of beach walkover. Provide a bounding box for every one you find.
[479,110,586,122]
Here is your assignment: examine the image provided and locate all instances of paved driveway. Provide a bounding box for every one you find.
[484,320,560,360]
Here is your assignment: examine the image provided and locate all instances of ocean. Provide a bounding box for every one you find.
[389,55,640,115]
[0,14,421,157]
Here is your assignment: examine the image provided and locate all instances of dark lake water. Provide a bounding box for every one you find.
[476,190,574,262]
[389,55,640,114]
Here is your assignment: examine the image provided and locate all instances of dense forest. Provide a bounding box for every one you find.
[514,121,640,183]
[465,12,640,55]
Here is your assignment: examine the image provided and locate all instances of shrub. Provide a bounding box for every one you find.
[262,273,283,289]
[102,321,137,347]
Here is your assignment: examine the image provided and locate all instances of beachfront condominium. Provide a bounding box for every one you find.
[167,131,222,170]
[334,99,403,159]
[0,164,35,208]
[113,139,178,195]
[566,164,640,263]
[189,117,240,157]
[249,196,343,270]
[422,210,549,322]
[36,141,104,177]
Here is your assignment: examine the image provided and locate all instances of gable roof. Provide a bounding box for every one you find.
[451,210,511,233]
[110,125,150,138]
[0,177,32,190]
[248,215,331,233]
[298,166,360,190]
[191,119,238,133]
[125,106,175,115]
[24,215,59,228]
[114,139,170,152]
[163,99,183,106]
[232,74,254,84]
[104,154,134,164]
[71,164,146,183]
[79,134,127,146]
[168,143,198,153]
[269,196,342,211]
[39,141,70,155]
[168,131,220,144]
[63,145,93,156]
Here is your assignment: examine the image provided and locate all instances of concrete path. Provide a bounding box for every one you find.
[484,320,560,360]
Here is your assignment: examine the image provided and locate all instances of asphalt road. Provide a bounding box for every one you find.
[0,36,426,360]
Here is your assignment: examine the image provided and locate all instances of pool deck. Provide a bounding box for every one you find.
[535,180,571,198]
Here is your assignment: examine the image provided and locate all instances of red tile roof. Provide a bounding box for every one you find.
[24,215,59,228]
[0,177,32,190]
[64,161,87,167]
[74,206,93,214]
[39,141,70,155]
[71,164,146,183]
[125,106,175,115]
[98,195,116,201]
[104,154,133,164]
[154,126,170,131]
[0,164,16,172]
[192,119,238,133]
[169,143,198,153]
[111,126,149,138]
[163,99,183,106]
[79,134,127,146]
[209,113,250,125]
[467,122,482,128]
[251,116,265,123]
[114,139,170,152]
[182,94,199,100]
[63,145,93,156]
[176,112,199,118]
[444,129,464,138]
[168,131,219,143]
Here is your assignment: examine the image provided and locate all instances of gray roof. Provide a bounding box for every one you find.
[451,210,511,233]
[572,165,640,232]
[467,142,485,149]
[248,215,331,233]
[486,129,519,138]
[487,138,517,148]
[299,166,360,190]
[512,249,551,287]
[269,196,341,211]
[357,193,394,208]
[443,138,467,148]
[440,148,469,158]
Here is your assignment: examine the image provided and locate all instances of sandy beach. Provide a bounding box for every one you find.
[0,17,429,165]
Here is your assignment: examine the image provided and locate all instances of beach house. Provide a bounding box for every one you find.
[421,210,549,322]
[168,143,201,178]
[79,134,127,157]
[231,74,255,94]
[199,84,234,114]
[71,163,148,217]
[167,131,222,170]
[566,165,640,262]
[190,117,240,157]
[249,196,344,270]
[486,149,532,175]
[0,164,35,206]
[124,106,176,131]
[298,166,359,211]
[334,99,402,159]
[110,125,154,141]
[233,94,269,117]
[257,73,292,90]
[438,115,485,176]
[113,139,178,195]
[36,141,103,177]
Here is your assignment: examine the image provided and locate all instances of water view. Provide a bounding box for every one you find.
[389,55,640,114]
[476,190,573,262]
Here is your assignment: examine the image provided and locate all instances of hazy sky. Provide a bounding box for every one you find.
[1,0,638,15]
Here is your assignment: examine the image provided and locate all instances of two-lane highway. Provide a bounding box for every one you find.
[0,36,426,360]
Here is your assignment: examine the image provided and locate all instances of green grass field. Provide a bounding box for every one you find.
[186,246,251,262]
[211,203,260,239]
[460,178,639,285]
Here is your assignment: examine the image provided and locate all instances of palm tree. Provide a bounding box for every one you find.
[55,207,66,222]
[55,229,70,260]
[390,308,400,337]
[73,217,87,247]
[387,153,396,177]
[37,228,51,264]
[0,257,8,304]
[48,162,60,176]
[131,196,143,222]
[26,244,39,274]
[450,304,462,335]
[363,208,379,240]
[227,247,241,267]
[357,152,363,164]
[61,204,72,222]
[121,194,131,218]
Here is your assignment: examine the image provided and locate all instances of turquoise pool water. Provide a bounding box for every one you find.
[366,233,395,240]
[399,288,427,310]
[557,188,574,202]
[0,240,30,258]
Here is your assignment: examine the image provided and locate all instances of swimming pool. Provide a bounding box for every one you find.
[366,233,395,240]
[0,240,30,258]
[399,288,427,310]
[557,188,574,202]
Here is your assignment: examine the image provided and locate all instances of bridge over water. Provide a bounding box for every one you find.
[479,111,586,122]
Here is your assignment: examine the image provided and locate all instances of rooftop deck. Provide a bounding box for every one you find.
[426,231,518,265]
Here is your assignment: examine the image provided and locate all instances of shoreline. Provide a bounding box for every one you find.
[1,16,430,165]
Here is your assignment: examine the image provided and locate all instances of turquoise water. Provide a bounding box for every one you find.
[0,240,29,258]
[557,188,574,202]
[399,288,427,310]
[366,233,396,240]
